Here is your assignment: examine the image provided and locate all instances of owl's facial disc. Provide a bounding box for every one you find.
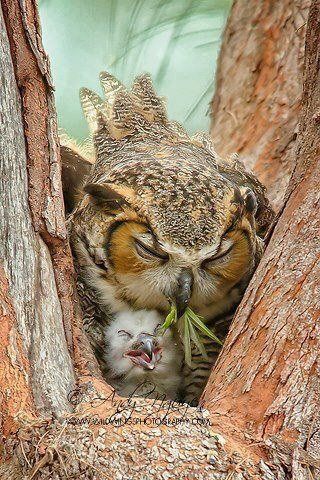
[107,218,254,317]
[134,232,169,261]
[108,222,168,273]
[123,333,162,370]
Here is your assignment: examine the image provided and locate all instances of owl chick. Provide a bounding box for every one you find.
[65,71,274,402]
[103,310,183,400]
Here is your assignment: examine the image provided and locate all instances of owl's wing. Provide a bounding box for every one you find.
[216,155,275,237]
[59,132,95,213]
[217,154,275,237]
[191,133,275,237]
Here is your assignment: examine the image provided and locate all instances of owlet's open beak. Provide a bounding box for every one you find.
[174,269,194,318]
[124,333,162,370]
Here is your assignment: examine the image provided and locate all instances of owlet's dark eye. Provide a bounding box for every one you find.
[154,323,162,335]
[134,238,169,261]
[118,330,133,338]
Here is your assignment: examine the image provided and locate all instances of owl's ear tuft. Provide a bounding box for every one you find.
[84,183,133,212]
[240,187,257,215]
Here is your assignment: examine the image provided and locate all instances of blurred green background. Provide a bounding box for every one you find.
[39,0,231,140]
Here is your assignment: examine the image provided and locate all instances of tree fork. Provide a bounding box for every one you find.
[0,0,319,478]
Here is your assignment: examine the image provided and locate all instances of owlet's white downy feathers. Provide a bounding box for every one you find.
[103,310,183,400]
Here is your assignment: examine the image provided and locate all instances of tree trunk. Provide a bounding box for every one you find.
[0,0,319,479]
[0,0,75,419]
[203,4,320,474]
[210,0,311,210]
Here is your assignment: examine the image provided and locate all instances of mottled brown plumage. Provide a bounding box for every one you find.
[65,71,274,402]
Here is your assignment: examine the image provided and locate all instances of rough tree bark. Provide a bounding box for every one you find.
[210,0,311,210]
[203,4,320,477]
[0,0,319,479]
[0,0,75,418]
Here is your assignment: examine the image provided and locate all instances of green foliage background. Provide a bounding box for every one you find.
[39,0,231,140]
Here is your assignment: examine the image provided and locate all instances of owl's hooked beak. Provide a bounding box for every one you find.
[174,269,194,318]
[124,333,162,370]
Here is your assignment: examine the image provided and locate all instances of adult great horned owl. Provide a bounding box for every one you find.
[65,72,274,399]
